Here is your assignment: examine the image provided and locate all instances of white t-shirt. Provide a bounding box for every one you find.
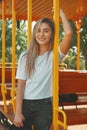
[16,49,65,100]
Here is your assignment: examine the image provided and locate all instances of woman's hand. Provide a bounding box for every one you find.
[14,113,25,127]
[60,8,66,18]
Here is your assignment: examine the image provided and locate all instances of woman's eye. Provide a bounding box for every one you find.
[45,30,49,33]
[37,29,41,32]
[44,29,49,33]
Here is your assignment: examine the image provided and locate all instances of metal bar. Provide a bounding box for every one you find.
[1,0,7,113]
[52,0,59,129]
[77,31,80,70]
[27,0,32,45]
[11,0,16,113]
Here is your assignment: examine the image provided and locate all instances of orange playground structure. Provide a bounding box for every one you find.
[0,0,87,130]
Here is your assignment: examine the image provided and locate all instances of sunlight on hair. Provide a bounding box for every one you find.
[32,21,36,31]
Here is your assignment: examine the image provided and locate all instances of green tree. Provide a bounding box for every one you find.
[0,20,27,63]
[62,47,85,70]
[81,15,87,69]
[16,20,27,60]
[6,20,12,62]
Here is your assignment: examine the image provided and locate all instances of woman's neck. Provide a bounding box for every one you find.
[39,45,48,55]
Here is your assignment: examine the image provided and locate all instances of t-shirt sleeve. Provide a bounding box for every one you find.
[16,52,27,80]
[58,47,65,62]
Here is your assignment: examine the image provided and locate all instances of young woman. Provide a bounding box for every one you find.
[13,9,72,130]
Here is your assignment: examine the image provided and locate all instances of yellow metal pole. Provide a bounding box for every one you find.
[75,20,82,70]
[27,0,32,45]
[52,0,59,129]
[77,31,80,70]
[27,1,33,129]
[11,0,16,113]
[27,0,34,129]
[52,1,67,130]
[1,0,7,113]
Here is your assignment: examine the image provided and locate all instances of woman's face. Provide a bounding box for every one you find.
[35,22,52,47]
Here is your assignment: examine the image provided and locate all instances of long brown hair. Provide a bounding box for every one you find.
[26,18,55,78]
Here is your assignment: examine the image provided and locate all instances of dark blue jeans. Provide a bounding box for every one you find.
[10,97,52,130]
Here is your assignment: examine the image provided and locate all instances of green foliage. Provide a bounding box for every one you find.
[0,20,27,63]
[81,15,87,50]
[62,47,85,70]
[16,21,27,60]
[5,20,12,62]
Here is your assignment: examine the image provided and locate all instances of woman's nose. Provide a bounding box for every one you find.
[40,31,44,36]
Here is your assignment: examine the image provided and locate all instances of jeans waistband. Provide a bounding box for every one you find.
[23,97,52,103]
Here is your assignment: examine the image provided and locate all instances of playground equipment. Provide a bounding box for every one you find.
[0,0,67,130]
[0,0,87,130]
